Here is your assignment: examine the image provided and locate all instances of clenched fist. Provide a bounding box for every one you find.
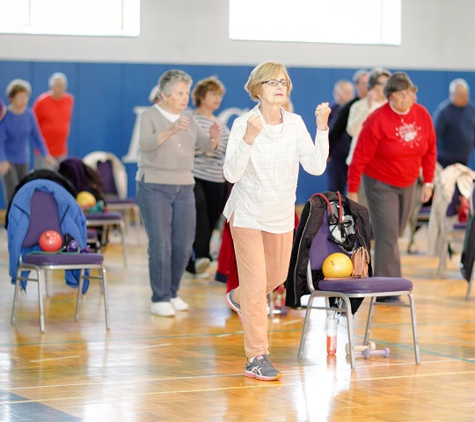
[315,102,331,131]
[243,114,263,145]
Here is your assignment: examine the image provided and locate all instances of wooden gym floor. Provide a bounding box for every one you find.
[0,221,474,421]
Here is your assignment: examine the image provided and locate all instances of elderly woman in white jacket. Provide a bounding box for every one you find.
[223,61,330,381]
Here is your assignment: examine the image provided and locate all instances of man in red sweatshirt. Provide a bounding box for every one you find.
[33,72,74,169]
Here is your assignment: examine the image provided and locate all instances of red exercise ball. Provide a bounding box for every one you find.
[39,230,63,252]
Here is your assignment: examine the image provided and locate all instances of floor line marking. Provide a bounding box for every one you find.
[133,343,172,350]
[30,356,80,363]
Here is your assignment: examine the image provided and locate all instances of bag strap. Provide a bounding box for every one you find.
[336,191,343,222]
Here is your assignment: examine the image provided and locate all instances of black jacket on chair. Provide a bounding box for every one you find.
[285,191,373,308]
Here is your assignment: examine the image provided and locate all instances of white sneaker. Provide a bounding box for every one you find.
[151,301,176,317]
[170,297,189,311]
[195,257,211,273]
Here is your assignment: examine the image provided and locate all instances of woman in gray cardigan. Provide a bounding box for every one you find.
[136,69,222,317]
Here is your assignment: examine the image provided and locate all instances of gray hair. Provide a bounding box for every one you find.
[449,78,469,95]
[48,72,68,88]
[367,68,391,90]
[352,69,369,85]
[6,79,31,99]
[158,70,193,98]
[333,79,354,94]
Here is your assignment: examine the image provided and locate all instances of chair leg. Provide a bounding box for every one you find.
[37,270,46,333]
[298,294,315,358]
[75,270,84,322]
[101,266,110,330]
[408,294,421,364]
[341,296,356,369]
[11,277,21,326]
[363,297,376,345]
[118,220,128,268]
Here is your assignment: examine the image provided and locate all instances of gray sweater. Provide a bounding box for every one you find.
[136,106,213,185]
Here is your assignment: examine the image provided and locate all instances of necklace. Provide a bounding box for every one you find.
[389,102,411,122]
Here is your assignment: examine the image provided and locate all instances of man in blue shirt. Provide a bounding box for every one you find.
[433,78,475,168]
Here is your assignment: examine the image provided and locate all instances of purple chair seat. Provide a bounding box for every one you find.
[24,252,104,266]
[318,276,413,294]
[86,211,122,220]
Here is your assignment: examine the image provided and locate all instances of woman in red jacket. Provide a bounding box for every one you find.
[347,72,436,302]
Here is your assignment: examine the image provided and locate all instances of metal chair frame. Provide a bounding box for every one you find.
[86,214,128,268]
[299,264,420,369]
[12,259,110,333]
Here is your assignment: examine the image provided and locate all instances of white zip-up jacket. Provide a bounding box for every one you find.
[223,104,329,233]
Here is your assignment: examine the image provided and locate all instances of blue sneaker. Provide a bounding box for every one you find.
[226,289,242,323]
[245,354,281,381]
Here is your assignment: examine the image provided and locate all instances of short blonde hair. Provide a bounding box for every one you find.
[6,79,31,100]
[245,62,292,102]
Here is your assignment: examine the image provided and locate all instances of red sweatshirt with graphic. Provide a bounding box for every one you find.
[347,102,437,193]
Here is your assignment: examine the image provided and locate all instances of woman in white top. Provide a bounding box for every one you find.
[224,61,330,381]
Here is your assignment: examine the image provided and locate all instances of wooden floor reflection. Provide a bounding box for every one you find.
[0,225,474,421]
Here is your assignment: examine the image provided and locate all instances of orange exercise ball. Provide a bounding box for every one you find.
[322,253,353,278]
[39,230,63,252]
[76,191,96,210]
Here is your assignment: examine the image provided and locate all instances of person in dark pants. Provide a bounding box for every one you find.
[433,78,475,168]
[327,79,355,193]
[347,72,437,302]
[327,70,368,193]
[185,77,230,277]
[136,69,222,317]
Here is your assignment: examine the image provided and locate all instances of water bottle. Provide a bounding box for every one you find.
[326,312,337,355]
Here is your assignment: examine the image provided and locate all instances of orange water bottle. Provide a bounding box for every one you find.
[326,312,337,355]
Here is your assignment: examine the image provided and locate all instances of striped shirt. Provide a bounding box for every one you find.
[191,111,230,183]
[223,104,329,234]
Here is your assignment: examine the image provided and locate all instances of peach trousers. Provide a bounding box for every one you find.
[230,214,293,358]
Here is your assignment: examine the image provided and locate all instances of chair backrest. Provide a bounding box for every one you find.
[58,157,107,204]
[96,159,118,197]
[83,151,128,199]
[22,191,62,248]
[309,209,347,271]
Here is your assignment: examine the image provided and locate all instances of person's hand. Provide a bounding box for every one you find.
[209,121,222,141]
[347,192,358,203]
[315,102,331,131]
[243,114,263,145]
[367,90,378,108]
[421,184,433,204]
[171,116,190,134]
[0,160,11,175]
[44,155,57,168]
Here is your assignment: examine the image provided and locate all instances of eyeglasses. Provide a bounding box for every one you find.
[262,79,290,87]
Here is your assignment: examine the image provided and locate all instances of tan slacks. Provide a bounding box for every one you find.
[230,214,293,358]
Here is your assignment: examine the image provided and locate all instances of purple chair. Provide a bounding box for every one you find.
[83,151,141,244]
[9,187,110,333]
[85,210,128,268]
[298,211,420,369]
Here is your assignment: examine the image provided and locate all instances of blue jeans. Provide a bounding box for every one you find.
[137,181,196,302]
